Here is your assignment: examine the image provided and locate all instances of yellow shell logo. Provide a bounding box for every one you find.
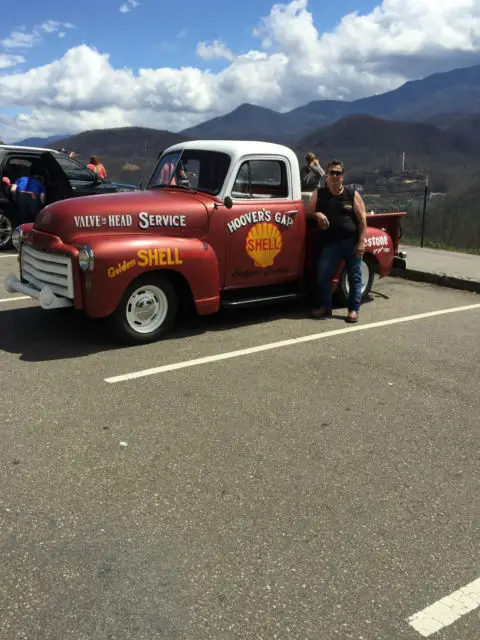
[245,222,282,268]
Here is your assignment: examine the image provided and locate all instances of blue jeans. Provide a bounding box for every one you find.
[315,236,362,312]
[15,192,42,224]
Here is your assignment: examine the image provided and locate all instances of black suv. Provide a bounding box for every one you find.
[0,145,137,249]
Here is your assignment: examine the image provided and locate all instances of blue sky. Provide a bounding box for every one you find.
[1,0,377,72]
[1,0,479,141]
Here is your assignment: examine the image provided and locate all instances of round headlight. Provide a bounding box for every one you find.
[78,245,94,271]
[12,226,22,252]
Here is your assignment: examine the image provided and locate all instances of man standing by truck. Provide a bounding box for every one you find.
[308,159,368,323]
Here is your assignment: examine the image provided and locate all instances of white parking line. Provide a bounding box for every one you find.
[0,253,17,259]
[408,577,480,636]
[0,295,31,303]
[105,302,480,383]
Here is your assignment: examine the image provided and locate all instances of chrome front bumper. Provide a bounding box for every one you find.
[5,273,73,309]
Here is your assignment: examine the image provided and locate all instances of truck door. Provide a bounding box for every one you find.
[40,152,74,202]
[223,157,305,289]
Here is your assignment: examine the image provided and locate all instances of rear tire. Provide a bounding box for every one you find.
[334,256,375,307]
[0,211,14,250]
[109,273,178,344]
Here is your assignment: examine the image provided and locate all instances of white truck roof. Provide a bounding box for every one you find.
[164,140,302,200]
[166,139,295,157]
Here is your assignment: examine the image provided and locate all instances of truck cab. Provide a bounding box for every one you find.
[5,140,406,344]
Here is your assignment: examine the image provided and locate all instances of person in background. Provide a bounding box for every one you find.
[301,152,326,190]
[308,159,367,324]
[58,148,76,159]
[87,156,107,179]
[9,163,46,224]
[158,158,188,186]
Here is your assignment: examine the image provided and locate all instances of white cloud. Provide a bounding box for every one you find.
[2,0,480,140]
[41,20,75,33]
[1,30,39,49]
[0,54,25,69]
[1,21,74,49]
[120,0,140,13]
[196,39,234,61]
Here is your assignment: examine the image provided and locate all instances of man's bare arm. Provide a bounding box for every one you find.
[311,162,326,179]
[306,190,318,218]
[353,191,367,256]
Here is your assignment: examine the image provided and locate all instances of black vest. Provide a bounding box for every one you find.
[316,186,358,240]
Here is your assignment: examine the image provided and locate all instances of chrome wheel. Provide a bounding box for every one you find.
[0,214,13,249]
[125,284,169,335]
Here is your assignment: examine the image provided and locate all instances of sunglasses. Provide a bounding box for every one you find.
[328,170,344,176]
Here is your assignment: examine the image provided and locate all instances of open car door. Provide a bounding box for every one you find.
[40,152,74,204]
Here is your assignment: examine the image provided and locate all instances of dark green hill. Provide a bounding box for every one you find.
[49,127,189,183]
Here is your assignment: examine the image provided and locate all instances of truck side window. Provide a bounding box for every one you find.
[232,160,288,199]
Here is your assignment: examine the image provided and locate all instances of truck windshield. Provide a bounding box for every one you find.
[148,149,231,196]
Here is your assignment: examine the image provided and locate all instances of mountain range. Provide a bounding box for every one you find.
[180,63,480,142]
[14,134,68,147]
[8,62,480,188]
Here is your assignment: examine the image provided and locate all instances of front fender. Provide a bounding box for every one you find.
[19,223,35,234]
[81,235,220,318]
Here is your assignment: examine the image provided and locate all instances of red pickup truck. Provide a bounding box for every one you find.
[5,141,406,344]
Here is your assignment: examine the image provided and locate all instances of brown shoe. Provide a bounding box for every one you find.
[311,307,332,319]
[345,311,359,323]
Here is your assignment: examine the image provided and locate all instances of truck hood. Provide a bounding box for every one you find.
[34,188,214,241]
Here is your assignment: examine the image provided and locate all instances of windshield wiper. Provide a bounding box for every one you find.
[149,183,194,190]
[149,183,201,193]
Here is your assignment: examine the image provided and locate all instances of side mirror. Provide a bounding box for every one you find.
[223,195,233,209]
[138,179,146,190]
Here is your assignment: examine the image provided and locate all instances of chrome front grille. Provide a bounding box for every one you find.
[21,245,74,299]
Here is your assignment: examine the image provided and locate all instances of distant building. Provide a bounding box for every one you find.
[345,183,364,192]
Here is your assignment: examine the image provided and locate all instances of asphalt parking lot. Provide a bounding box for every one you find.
[0,251,479,640]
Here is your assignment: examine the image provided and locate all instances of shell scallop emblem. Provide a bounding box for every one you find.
[245,222,282,268]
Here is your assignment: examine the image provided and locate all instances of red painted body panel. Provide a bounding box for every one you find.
[21,182,406,319]
[365,212,406,276]
[34,188,213,243]
[209,200,306,288]
[81,235,220,318]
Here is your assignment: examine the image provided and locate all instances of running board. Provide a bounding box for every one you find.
[221,292,305,308]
